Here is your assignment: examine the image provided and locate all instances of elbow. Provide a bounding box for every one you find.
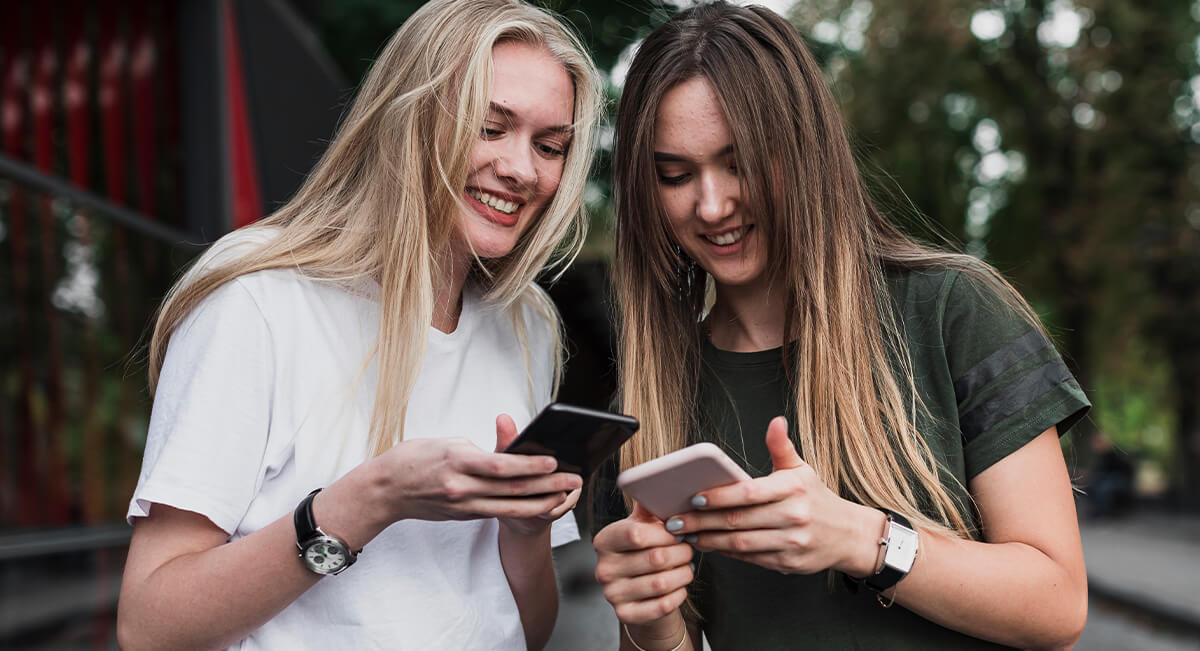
[116,595,155,651]
[116,610,143,651]
[1027,582,1088,650]
[1059,591,1088,649]
[117,602,146,651]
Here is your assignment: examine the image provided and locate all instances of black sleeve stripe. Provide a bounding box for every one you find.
[953,329,1048,403]
[959,357,1074,443]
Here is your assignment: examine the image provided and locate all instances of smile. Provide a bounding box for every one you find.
[467,189,521,215]
[703,226,750,246]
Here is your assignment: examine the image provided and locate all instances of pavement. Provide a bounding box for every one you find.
[548,505,1200,650]
[1079,508,1200,634]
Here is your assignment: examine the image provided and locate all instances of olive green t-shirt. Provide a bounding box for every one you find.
[593,267,1090,650]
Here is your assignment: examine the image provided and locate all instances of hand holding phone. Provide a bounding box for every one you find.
[503,403,639,478]
[617,443,751,520]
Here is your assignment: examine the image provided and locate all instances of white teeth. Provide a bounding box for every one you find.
[704,226,747,246]
[468,189,520,215]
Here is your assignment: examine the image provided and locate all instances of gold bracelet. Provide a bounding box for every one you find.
[877,527,919,609]
[623,623,687,651]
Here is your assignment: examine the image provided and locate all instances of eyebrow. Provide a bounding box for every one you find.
[653,144,735,162]
[488,102,574,135]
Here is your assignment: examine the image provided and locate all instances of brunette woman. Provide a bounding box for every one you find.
[592,3,1089,650]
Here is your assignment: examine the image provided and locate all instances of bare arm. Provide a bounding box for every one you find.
[881,427,1087,648]
[493,415,581,650]
[118,433,581,650]
[592,502,701,651]
[673,418,1086,650]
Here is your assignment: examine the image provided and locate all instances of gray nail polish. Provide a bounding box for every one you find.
[691,495,707,508]
[675,535,685,543]
[666,518,684,532]
[689,562,696,573]
[685,534,698,544]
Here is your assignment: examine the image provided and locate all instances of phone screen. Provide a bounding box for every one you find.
[504,403,639,477]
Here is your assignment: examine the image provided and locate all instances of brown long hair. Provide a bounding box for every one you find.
[614,2,1042,537]
[149,0,603,458]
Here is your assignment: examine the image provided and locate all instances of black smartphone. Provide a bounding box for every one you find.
[504,402,639,477]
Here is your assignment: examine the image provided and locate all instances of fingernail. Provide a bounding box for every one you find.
[691,495,707,508]
[675,535,685,543]
[689,562,696,573]
[665,518,684,532]
[685,534,698,544]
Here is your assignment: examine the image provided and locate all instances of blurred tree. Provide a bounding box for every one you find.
[793,0,1200,506]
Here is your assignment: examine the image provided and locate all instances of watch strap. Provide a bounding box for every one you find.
[863,509,914,593]
[294,488,322,548]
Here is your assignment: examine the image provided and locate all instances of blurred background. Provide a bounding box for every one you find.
[1,0,1197,648]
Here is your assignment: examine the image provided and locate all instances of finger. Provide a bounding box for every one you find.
[630,501,663,524]
[594,542,694,583]
[597,518,681,554]
[668,501,801,534]
[602,563,694,605]
[469,472,582,498]
[494,413,520,453]
[460,449,558,478]
[611,587,689,625]
[550,487,583,517]
[765,416,804,471]
[688,472,796,511]
[460,493,571,520]
[690,528,800,554]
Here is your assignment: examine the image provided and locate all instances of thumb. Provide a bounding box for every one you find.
[765,416,804,471]
[494,413,519,453]
[630,500,662,524]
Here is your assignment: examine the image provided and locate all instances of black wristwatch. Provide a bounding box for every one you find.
[863,509,919,593]
[294,488,360,575]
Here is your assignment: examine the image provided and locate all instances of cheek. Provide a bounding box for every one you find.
[534,167,564,206]
[659,193,691,231]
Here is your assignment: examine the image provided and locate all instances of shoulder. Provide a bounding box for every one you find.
[185,226,279,280]
[511,283,561,349]
[885,260,1035,342]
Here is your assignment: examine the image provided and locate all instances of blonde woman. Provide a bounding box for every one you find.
[116,1,602,648]
[592,3,1089,650]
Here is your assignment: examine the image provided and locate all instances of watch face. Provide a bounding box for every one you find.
[883,524,919,572]
[303,537,350,574]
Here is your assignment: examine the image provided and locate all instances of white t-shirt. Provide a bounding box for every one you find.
[127,234,579,650]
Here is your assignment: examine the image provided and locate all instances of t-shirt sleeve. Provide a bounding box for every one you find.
[126,278,275,534]
[550,511,580,547]
[940,271,1090,478]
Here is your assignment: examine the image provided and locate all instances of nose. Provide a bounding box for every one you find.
[492,138,538,189]
[695,171,736,223]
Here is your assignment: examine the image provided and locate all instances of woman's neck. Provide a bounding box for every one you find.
[706,279,787,352]
[431,244,473,334]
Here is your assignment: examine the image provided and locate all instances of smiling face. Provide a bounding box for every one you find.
[459,40,575,260]
[653,77,768,294]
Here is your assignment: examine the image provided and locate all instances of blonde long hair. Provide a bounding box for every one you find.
[148,0,603,458]
[614,2,1042,538]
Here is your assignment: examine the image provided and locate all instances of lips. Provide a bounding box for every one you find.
[466,188,523,227]
[468,188,521,215]
[702,225,751,247]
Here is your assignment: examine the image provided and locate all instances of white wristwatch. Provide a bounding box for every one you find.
[864,509,919,593]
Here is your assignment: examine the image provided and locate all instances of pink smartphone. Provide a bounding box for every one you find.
[616,443,751,520]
